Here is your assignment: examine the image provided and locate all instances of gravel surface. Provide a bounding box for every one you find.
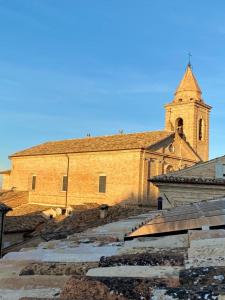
[99,250,185,267]
[60,276,128,300]
[19,262,98,276]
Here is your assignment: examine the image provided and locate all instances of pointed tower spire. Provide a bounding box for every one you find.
[165,63,212,161]
[173,65,202,103]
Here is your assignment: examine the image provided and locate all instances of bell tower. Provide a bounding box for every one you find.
[165,64,212,161]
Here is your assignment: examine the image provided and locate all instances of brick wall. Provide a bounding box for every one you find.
[7,150,142,206]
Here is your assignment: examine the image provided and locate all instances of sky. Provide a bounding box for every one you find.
[1,0,225,170]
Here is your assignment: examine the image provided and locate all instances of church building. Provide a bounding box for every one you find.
[1,64,211,207]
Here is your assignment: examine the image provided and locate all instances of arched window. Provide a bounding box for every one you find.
[175,118,184,137]
[199,119,204,141]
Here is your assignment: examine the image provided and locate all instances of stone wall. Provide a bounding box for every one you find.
[2,174,10,190]
[159,183,225,208]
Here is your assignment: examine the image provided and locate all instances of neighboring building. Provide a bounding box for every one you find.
[1,64,211,207]
[151,155,225,208]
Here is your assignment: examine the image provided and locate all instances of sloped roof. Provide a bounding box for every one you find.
[10,131,173,157]
[0,191,28,208]
[150,175,225,185]
[5,214,47,233]
[175,65,202,95]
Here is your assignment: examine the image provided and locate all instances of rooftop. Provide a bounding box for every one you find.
[10,130,173,157]
[150,175,225,185]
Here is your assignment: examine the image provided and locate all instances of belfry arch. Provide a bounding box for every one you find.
[175,117,184,137]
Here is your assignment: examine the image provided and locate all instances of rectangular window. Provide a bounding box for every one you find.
[31,175,36,191]
[99,176,106,193]
[62,175,68,191]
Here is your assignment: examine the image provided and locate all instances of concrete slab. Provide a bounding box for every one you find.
[185,256,225,268]
[190,236,225,248]
[86,265,183,279]
[3,243,121,262]
[118,234,188,255]
[0,262,68,300]
[0,288,60,300]
[188,229,225,242]
[186,235,225,268]
[188,246,225,258]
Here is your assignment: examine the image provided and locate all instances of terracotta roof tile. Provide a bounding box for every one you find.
[0,191,28,208]
[5,214,47,233]
[10,131,173,157]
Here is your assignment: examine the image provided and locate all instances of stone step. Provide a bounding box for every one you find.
[86,266,182,287]
[185,257,225,269]
[0,275,68,290]
[3,243,121,263]
[188,246,225,258]
[188,229,225,242]
[119,234,188,255]
[190,237,225,248]
[0,288,60,300]
[0,275,68,300]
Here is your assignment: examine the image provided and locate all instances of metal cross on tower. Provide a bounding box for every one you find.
[188,52,192,67]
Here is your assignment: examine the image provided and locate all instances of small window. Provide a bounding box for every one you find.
[199,119,203,141]
[168,144,175,153]
[62,175,68,191]
[99,176,106,193]
[165,165,174,174]
[31,175,36,191]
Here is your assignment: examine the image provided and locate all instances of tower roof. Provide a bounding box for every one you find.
[174,65,202,101]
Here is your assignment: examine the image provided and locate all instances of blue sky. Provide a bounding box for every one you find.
[1,0,225,169]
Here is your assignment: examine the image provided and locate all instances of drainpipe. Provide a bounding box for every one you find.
[138,150,146,205]
[65,154,70,213]
[145,158,156,203]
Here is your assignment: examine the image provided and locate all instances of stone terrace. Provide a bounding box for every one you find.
[1,208,225,299]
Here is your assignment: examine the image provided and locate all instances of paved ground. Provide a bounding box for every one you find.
[1,211,159,299]
[2,211,225,299]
